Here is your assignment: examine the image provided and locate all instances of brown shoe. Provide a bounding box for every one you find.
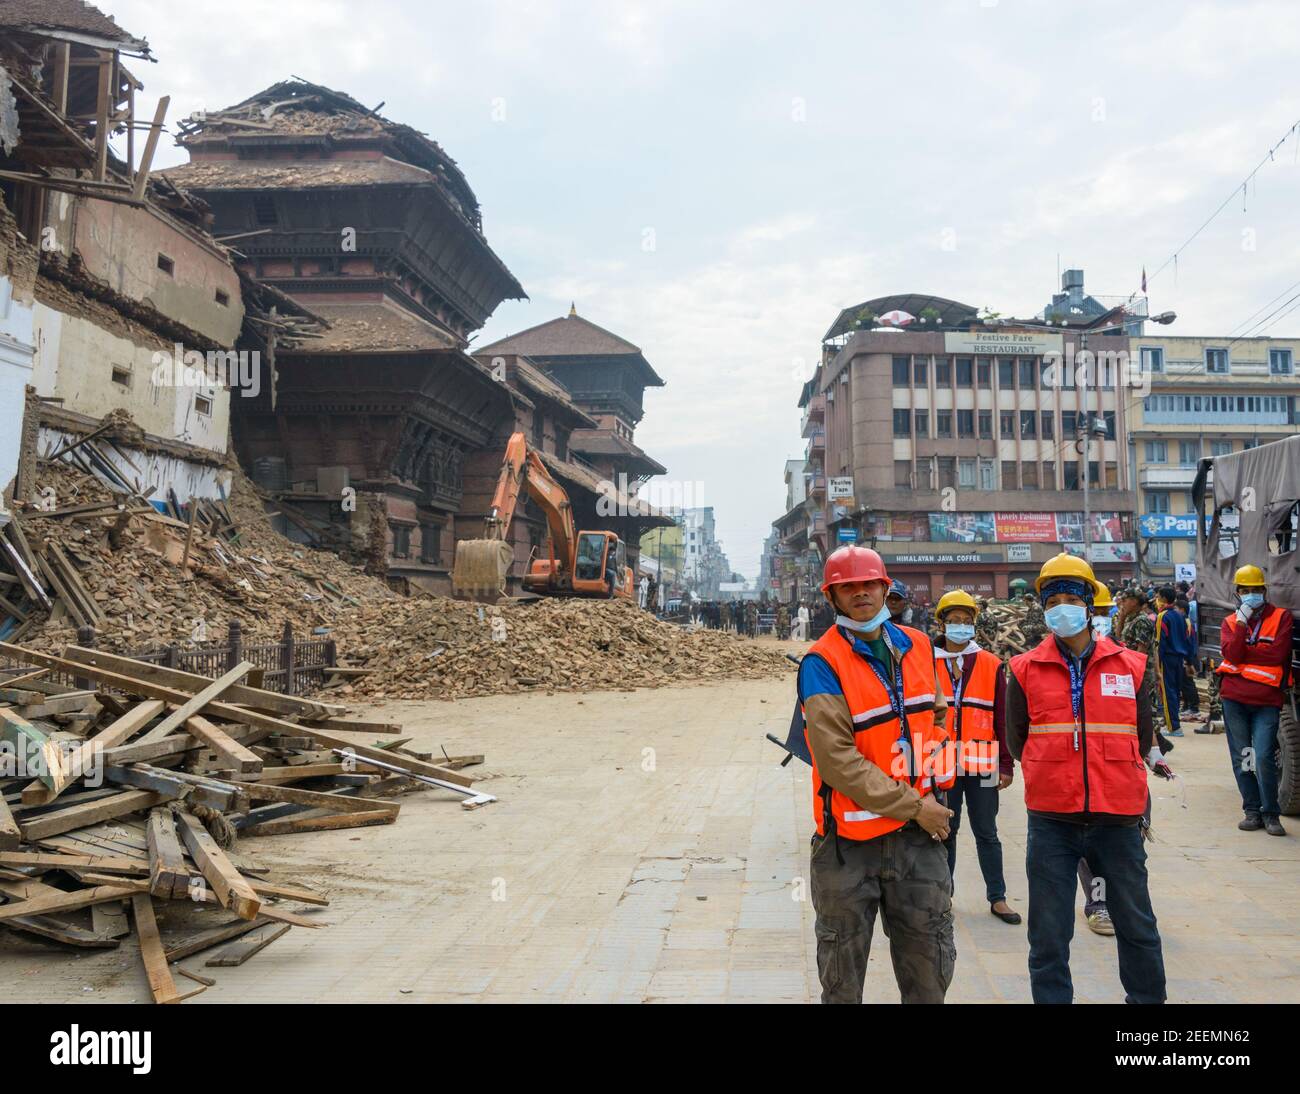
[1239,812,1263,831]
[1264,817,1287,837]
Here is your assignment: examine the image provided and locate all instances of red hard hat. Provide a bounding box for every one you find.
[821,545,889,593]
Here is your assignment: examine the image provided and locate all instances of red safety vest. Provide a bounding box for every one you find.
[802,624,954,842]
[1217,606,1288,689]
[1008,635,1148,815]
[935,647,1001,776]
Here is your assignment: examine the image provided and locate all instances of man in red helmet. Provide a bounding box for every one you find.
[798,544,957,1003]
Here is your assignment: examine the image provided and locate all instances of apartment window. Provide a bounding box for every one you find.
[1179,440,1200,466]
[111,364,131,388]
[1040,359,1055,388]
[1105,461,1118,488]
[1149,541,1172,564]
[956,358,973,386]
[1184,491,1196,512]
[979,458,997,491]
[390,523,411,559]
[957,409,974,438]
[936,411,953,438]
[998,359,1014,388]
[894,460,912,488]
[1041,411,1054,440]
[978,410,993,439]
[214,289,230,307]
[1140,346,1164,373]
[936,359,951,385]
[959,458,977,488]
[1211,439,1232,456]
[1021,461,1039,489]
[1205,348,1229,374]
[1270,348,1293,374]
[893,408,911,436]
[420,523,442,564]
[1001,460,1018,489]
[1146,440,1167,462]
[1063,462,1079,490]
[1019,360,1036,389]
[1061,410,1077,437]
[1041,461,1056,489]
[977,359,991,388]
[892,357,910,386]
[1088,460,1101,486]
[914,410,929,437]
[156,253,175,276]
[999,410,1015,437]
[1102,410,1115,437]
[937,457,957,488]
[1020,410,1037,438]
[913,359,927,384]
[194,394,213,416]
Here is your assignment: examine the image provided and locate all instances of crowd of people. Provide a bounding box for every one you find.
[787,545,1292,1005]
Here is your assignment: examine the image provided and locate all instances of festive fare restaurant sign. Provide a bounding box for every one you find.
[942,332,1064,356]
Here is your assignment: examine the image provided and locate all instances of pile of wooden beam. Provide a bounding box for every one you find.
[0,644,492,1003]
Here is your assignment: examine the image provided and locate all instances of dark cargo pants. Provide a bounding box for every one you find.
[809,822,955,1004]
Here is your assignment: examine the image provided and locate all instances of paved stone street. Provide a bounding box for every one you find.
[6,650,1297,1004]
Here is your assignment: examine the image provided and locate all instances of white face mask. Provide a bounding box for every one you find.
[837,602,892,634]
[1092,616,1113,638]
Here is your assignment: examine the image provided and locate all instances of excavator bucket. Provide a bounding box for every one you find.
[452,539,513,599]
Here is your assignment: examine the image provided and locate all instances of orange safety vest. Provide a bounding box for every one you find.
[1008,635,1148,815]
[935,647,1001,776]
[802,623,954,842]
[1216,606,1288,689]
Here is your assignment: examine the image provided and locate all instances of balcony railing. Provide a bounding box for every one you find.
[806,474,826,494]
[1138,465,1198,489]
[805,431,825,458]
[801,393,827,437]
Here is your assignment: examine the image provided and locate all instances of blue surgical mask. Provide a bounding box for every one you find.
[1092,616,1113,638]
[945,623,975,644]
[1045,603,1089,637]
[837,603,892,634]
[1240,593,1264,611]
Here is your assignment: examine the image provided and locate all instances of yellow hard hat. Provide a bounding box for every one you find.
[1034,551,1100,597]
[935,589,979,619]
[1233,564,1266,588]
[1092,584,1114,610]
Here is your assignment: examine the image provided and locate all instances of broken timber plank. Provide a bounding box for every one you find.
[0,708,68,794]
[173,810,260,920]
[0,881,141,920]
[205,922,289,967]
[0,792,19,850]
[0,850,143,873]
[146,808,189,900]
[163,917,270,962]
[92,900,131,939]
[131,893,181,1004]
[19,789,167,841]
[135,661,253,743]
[240,809,396,837]
[183,714,262,774]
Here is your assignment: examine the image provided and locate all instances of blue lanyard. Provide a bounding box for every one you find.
[945,656,965,708]
[1065,654,1084,721]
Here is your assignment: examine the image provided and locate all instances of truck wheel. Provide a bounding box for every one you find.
[1279,698,1300,817]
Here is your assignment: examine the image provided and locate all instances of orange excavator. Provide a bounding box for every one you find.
[451,431,634,601]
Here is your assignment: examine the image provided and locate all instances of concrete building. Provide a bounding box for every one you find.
[808,284,1140,602]
[1128,333,1300,580]
[679,506,730,598]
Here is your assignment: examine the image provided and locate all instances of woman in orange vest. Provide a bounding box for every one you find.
[798,544,956,1004]
[1005,553,1166,1004]
[932,589,1020,925]
[1218,564,1294,836]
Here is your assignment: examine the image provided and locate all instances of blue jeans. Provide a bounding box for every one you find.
[943,774,1006,903]
[1222,699,1282,818]
[1026,814,1166,1004]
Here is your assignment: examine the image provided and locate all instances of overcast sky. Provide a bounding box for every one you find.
[110,0,1300,579]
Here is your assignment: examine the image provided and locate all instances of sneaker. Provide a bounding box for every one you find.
[1194,724,1214,734]
[1085,908,1116,936]
[1238,812,1263,831]
[1166,728,1184,737]
[1264,817,1287,837]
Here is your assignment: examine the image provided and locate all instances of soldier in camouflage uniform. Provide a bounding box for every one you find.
[1116,586,1164,733]
[1021,593,1047,648]
[975,596,1001,653]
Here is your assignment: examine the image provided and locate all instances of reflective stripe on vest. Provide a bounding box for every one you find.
[802,624,954,842]
[1216,608,1287,689]
[935,648,1001,776]
[1008,637,1148,815]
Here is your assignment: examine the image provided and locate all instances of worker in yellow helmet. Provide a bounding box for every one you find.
[1004,553,1166,1003]
[932,589,1020,925]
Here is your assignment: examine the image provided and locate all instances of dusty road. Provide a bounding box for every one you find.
[6,640,1298,1003]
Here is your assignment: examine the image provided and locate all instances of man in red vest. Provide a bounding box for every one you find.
[932,589,1020,925]
[1006,553,1166,1004]
[798,545,956,1003]
[1218,564,1294,836]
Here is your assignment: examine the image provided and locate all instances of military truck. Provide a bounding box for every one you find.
[1192,434,1300,814]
